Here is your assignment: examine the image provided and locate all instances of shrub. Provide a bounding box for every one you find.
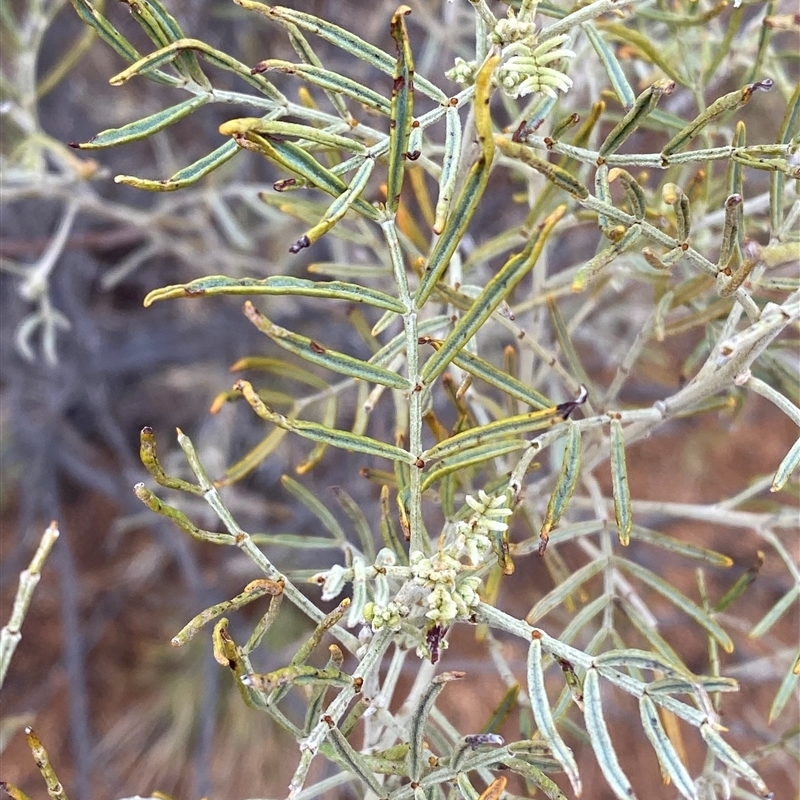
[3,0,798,798]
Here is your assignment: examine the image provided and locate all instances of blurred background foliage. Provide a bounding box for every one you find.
[0,0,798,798]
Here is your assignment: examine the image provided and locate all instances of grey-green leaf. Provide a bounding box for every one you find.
[615,557,734,652]
[145,275,404,313]
[116,139,240,191]
[73,94,209,149]
[700,722,770,796]
[609,418,632,546]
[527,635,582,795]
[583,667,638,800]
[639,694,698,800]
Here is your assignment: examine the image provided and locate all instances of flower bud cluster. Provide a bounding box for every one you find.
[446,7,575,101]
[446,56,478,86]
[495,34,575,100]
[409,550,483,626]
[363,599,409,631]
[490,13,538,46]
[319,491,512,641]
[455,489,512,566]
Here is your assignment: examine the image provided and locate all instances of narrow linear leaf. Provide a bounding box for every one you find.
[244,2,448,102]
[113,37,282,97]
[502,756,568,800]
[527,634,582,795]
[456,772,480,800]
[609,418,632,546]
[386,5,414,214]
[254,60,391,115]
[249,533,339,549]
[379,485,406,562]
[134,484,234,545]
[290,599,352,668]
[422,206,564,385]
[583,667,638,800]
[514,520,604,553]
[598,79,675,158]
[370,315,451,368]
[771,81,800,233]
[0,780,32,800]
[325,723,386,796]
[292,156,377,251]
[713,550,765,613]
[769,647,800,723]
[526,558,605,623]
[120,0,174,50]
[218,427,289,485]
[749,585,799,639]
[557,594,609,645]
[571,223,642,292]
[144,275,404,313]
[220,118,367,153]
[646,676,738,696]
[71,94,209,149]
[333,486,374,562]
[495,137,589,199]
[593,663,648,699]
[302,646,341,734]
[594,649,685,675]
[420,440,526,493]
[422,404,561,464]
[662,79,774,158]
[242,664,352,692]
[340,697,371,739]
[232,131,379,219]
[612,169,647,221]
[700,722,770,797]
[285,23,352,122]
[121,2,209,87]
[22,727,68,800]
[615,558,734,652]
[770,436,800,492]
[599,24,686,86]
[415,55,499,307]
[639,695,698,800]
[69,0,154,75]
[296,395,337,474]
[416,155,491,307]
[308,262,390,279]
[116,139,240,191]
[172,579,282,646]
[433,106,463,234]
[582,23,635,109]
[139,425,202,494]
[539,421,582,555]
[281,474,347,543]
[663,182,691,243]
[243,302,410,390]
[236,379,414,464]
[629,525,733,568]
[546,295,593,393]
[481,684,520,735]
[716,193,743,269]
[728,121,746,199]
[550,112,582,141]
[231,356,328,389]
[407,671,465,782]
[450,347,553,410]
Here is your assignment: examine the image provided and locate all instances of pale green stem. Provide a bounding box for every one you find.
[381,218,425,554]
[288,627,393,799]
[0,521,60,688]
